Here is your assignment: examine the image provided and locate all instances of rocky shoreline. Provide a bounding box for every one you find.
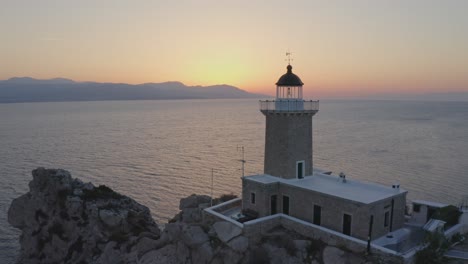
[8,168,385,263]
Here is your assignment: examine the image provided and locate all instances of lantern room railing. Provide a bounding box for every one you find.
[259,100,319,113]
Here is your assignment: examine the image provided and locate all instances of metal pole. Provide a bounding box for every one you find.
[390,199,395,232]
[237,145,245,178]
[241,146,245,178]
[210,168,214,207]
[367,215,374,254]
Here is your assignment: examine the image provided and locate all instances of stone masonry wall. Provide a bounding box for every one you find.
[264,113,313,179]
[243,177,407,240]
[242,178,279,217]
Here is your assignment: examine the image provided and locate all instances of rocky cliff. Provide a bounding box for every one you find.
[9,168,378,264]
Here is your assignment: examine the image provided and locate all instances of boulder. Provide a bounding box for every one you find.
[7,193,30,228]
[99,209,128,228]
[179,194,211,210]
[213,221,242,243]
[181,207,202,223]
[8,168,160,264]
[176,241,191,263]
[322,246,367,264]
[135,237,160,256]
[181,225,209,248]
[139,244,178,264]
[323,246,345,264]
[191,241,214,264]
[228,235,249,253]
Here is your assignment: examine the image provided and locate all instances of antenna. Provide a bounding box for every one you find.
[285,50,293,65]
[210,168,214,206]
[237,145,245,178]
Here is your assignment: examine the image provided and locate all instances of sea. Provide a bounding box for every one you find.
[1,99,468,262]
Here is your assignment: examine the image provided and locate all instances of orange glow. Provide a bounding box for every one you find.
[1,1,468,98]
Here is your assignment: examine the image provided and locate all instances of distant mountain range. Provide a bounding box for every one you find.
[0,77,264,103]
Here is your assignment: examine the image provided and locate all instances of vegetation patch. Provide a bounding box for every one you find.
[109,231,129,245]
[451,233,464,244]
[265,234,297,256]
[219,193,238,203]
[249,247,270,264]
[432,205,462,229]
[57,189,70,208]
[35,209,48,222]
[209,235,223,249]
[130,219,148,236]
[64,236,84,262]
[415,232,450,264]
[82,185,123,201]
[306,238,325,261]
[60,210,70,221]
[48,222,66,240]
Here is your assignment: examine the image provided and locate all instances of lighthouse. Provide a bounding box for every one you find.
[259,63,319,179]
[233,59,406,241]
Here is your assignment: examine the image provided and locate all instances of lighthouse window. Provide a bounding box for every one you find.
[296,161,305,179]
[251,193,256,204]
[413,204,420,212]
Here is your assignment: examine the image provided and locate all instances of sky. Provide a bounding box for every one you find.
[1,0,467,98]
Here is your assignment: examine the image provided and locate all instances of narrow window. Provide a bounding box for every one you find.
[413,204,420,212]
[250,193,256,204]
[296,161,305,179]
[313,205,321,225]
[343,214,352,236]
[384,211,389,227]
[283,195,290,215]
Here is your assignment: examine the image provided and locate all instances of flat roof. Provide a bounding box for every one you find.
[412,200,447,208]
[245,171,406,204]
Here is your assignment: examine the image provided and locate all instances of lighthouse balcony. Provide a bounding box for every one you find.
[260,99,319,114]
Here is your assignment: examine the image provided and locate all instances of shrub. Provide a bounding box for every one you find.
[415,232,450,264]
[82,185,122,200]
[432,205,462,229]
[219,193,238,203]
[270,235,297,256]
[249,247,270,264]
[307,238,325,256]
[451,233,464,244]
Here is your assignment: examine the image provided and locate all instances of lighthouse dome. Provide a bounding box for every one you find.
[276,65,304,86]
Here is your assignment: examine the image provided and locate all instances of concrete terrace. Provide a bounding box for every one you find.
[245,171,407,204]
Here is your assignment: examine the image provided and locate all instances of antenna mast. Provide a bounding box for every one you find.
[237,145,245,178]
[210,168,214,206]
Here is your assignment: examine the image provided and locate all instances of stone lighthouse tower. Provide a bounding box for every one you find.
[260,63,319,179]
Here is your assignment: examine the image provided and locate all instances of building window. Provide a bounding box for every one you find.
[413,204,420,212]
[282,195,290,215]
[384,211,389,227]
[313,205,322,225]
[250,193,256,204]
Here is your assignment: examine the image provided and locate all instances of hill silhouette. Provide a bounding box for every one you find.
[0,77,264,103]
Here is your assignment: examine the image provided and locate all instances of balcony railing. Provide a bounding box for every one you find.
[259,100,319,113]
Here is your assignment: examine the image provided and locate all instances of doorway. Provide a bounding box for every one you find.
[313,205,321,225]
[270,195,277,215]
[296,161,304,179]
[343,214,352,236]
[283,195,290,215]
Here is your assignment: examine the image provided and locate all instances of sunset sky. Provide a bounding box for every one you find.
[1,0,467,98]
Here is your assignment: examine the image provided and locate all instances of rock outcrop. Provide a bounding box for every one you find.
[9,168,381,264]
[8,168,160,264]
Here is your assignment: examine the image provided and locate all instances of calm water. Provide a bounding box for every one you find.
[1,99,468,262]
